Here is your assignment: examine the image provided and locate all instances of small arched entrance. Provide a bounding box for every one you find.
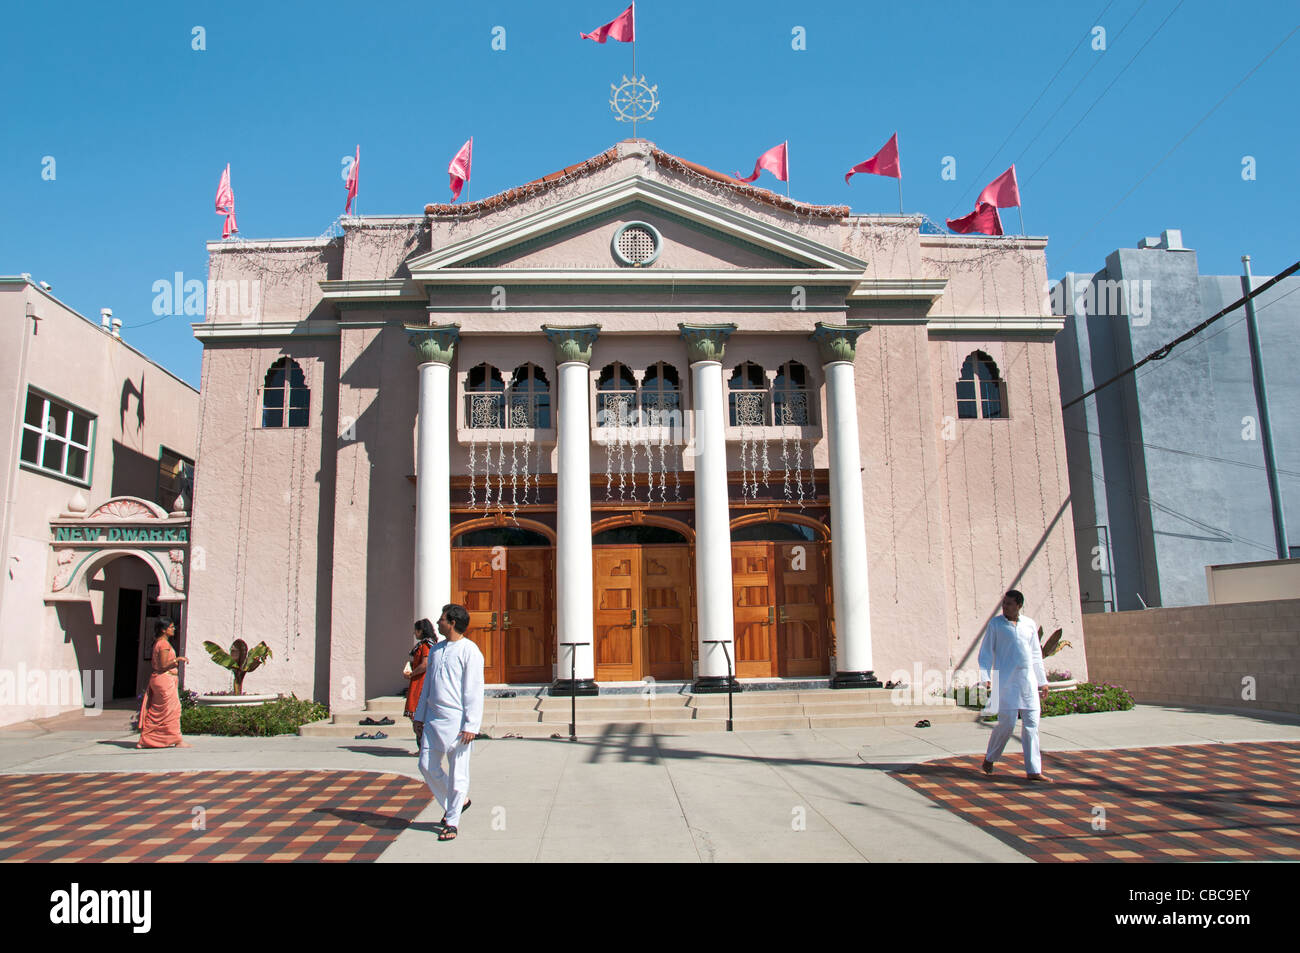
[731,515,831,677]
[450,518,554,684]
[592,515,694,682]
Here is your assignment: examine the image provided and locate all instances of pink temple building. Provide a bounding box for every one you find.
[185,140,1085,709]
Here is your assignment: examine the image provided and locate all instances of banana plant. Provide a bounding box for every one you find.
[1039,626,1071,658]
[201,638,272,695]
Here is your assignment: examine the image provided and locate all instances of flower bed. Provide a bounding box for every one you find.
[1040,682,1135,716]
[180,695,328,737]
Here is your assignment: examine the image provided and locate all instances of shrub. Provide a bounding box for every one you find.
[1047,669,1073,682]
[178,688,199,711]
[1041,682,1134,717]
[180,695,328,737]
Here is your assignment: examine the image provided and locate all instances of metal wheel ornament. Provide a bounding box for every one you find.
[610,75,659,134]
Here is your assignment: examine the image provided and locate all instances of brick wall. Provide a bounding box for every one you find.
[1084,599,1300,716]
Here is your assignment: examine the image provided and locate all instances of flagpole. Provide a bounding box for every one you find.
[896,134,904,215]
[631,3,637,139]
[786,140,790,197]
[1018,207,1025,236]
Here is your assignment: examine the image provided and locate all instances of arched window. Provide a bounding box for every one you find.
[510,364,550,428]
[262,358,309,428]
[596,362,637,427]
[466,364,505,428]
[772,361,811,426]
[641,362,680,425]
[728,362,767,426]
[957,352,1007,419]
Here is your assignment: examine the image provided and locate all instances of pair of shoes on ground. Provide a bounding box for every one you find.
[437,799,470,840]
[359,716,394,726]
[355,731,389,739]
[980,759,1051,782]
[914,719,931,728]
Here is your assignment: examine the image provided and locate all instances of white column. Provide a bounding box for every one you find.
[543,326,600,694]
[408,325,459,625]
[680,324,737,690]
[813,323,880,688]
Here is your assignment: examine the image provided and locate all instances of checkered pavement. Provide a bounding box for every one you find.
[890,741,1300,862]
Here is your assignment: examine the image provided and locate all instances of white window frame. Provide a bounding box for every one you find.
[20,389,95,486]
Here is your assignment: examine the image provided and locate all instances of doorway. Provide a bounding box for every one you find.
[731,522,830,677]
[112,588,143,699]
[592,524,693,682]
[451,527,554,684]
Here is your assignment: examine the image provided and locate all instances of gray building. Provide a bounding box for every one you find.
[1053,229,1298,611]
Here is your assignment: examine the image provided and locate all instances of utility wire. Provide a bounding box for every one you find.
[1061,259,1300,410]
[945,0,1117,220]
[1025,0,1184,185]
[1056,21,1300,260]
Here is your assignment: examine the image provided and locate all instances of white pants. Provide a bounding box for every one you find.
[418,734,472,826]
[984,708,1042,775]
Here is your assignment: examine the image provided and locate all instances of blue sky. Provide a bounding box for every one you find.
[4,0,1297,386]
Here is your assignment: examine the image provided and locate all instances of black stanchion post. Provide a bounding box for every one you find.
[560,641,590,741]
[702,639,735,731]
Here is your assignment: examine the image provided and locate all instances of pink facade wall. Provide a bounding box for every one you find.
[0,280,199,727]
[185,140,1084,708]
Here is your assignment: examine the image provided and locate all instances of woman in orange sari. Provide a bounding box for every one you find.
[404,619,437,752]
[137,619,191,749]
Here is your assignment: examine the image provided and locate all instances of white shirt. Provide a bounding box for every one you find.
[412,636,485,749]
[977,613,1047,712]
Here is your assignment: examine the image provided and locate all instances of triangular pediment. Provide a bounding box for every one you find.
[407,176,866,282]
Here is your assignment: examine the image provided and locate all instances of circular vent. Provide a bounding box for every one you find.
[611,222,662,267]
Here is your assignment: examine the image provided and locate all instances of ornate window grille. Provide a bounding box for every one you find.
[466,363,505,428]
[596,362,637,427]
[640,362,681,426]
[728,362,768,426]
[957,352,1007,419]
[262,358,310,428]
[509,364,551,428]
[772,361,812,426]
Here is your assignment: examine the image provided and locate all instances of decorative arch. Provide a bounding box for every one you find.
[957,350,1007,419]
[591,511,695,543]
[451,515,556,545]
[729,510,830,541]
[262,357,309,428]
[57,549,184,603]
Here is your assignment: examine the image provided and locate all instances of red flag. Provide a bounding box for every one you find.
[946,202,1003,236]
[345,145,359,214]
[977,165,1021,208]
[845,133,901,183]
[448,137,473,203]
[581,3,635,43]
[736,142,788,184]
[214,163,238,238]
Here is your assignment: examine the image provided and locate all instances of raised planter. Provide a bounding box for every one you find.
[1047,679,1079,692]
[196,693,281,708]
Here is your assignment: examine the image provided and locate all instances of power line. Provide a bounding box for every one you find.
[944,0,1117,220]
[1065,424,1300,479]
[1055,21,1300,261]
[1025,0,1185,186]
[1060,259,1300,409]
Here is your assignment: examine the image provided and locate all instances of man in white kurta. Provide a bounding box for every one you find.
[414,604,485,838]
[978,589,1050,781]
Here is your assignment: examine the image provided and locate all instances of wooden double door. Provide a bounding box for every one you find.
[452,547,553,684]
[732,542,831,677]
[593,545,694,682]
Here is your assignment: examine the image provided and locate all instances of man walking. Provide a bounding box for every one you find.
[978,589,1050,782]
[414,604,484,841]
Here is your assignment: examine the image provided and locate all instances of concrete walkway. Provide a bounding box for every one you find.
[2,704,1297,862]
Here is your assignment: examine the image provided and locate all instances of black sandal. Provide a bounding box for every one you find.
[439,799,470,826]
[438,825,458,841]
